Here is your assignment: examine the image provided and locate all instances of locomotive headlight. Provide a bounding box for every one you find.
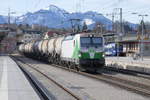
[78,51,81,57]
[78,53,81,57]
[78,51,83,57]
[102,53,105,57]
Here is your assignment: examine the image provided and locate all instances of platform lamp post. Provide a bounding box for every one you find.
[132,13,148,60]
[138,14,148,61]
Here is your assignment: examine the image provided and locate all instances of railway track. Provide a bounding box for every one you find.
[53,64,150,97]
[104,67,150,80]
[12,56,82,100]
[12,55,150,98]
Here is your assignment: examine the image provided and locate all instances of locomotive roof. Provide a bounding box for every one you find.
[79,33,103,37]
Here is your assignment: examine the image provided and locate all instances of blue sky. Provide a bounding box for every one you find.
[0,0,150,23]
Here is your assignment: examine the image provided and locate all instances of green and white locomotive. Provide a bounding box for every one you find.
[19,33,105,72]
[61,33,105,71]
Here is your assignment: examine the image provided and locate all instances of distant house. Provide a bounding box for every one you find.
[0,29,10,42]
[43,31,66,39]
[103,33,118,44]
[43,31,57,39]
[0,37,17,54]
[17,29,42,43]
[117,34,150,57]
[0,24,18,31]
[103,32,150,57]
[0,29,17,54]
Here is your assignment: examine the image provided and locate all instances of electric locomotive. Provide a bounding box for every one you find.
[61,33,105,72]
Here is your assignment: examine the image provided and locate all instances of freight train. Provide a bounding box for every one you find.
[19,33,105,72]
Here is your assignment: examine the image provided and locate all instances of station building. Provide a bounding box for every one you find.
[17,29,42,43]
[103,33,150,57]
[117,34,150,57]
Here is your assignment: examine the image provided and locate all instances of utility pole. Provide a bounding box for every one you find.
[69,19,81,33]
[113,8,123,34]
[8,8,10,25]
[112,13,115,32]
[138,14,148,61]
[114,8,123,33]
[120,8,123,33]
[76,0,84,13]
[101,25,103,34]
[106,13,115,32]
[131,13,148,60]
[117,8,123,58]
[8,8,16,25]
[114,8,123,57]
[141,19,144,61]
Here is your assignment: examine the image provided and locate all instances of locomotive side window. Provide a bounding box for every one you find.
[64,36,74,41]
[74,40,75,47]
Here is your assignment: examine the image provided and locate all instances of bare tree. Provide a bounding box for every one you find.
[82,22,88,32]
[93,22,106,34]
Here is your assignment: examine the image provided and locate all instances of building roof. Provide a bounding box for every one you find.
[0,30,9,33]
[22,30,41,34]
[103,33,118,37]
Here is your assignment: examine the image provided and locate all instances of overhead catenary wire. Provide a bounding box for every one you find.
[34,0,42,9]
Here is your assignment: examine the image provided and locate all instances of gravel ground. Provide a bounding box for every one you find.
[99,69,150,87]
[17,56,150,100]
[18,62,77,100]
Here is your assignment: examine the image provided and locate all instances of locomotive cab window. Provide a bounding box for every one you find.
[92,37,103,47]
[80,37,103,47]
[80,37,91,46]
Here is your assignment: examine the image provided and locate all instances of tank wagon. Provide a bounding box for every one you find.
[19,33,105,72]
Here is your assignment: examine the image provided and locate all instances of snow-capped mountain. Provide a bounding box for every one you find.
[15,5,112,29]
[0,5,136,30]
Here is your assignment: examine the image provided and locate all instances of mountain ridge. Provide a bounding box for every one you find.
[0,5,136,30]
[15,5,112,29]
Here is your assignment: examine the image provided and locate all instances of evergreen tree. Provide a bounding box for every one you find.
[77,25,81,32]
[82,22,88,32]
[93,22,106,34]
[123,22,133,33]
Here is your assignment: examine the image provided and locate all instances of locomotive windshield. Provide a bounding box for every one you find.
[92,37,103,45]
[80,37,103,47]
[80,37,91,45]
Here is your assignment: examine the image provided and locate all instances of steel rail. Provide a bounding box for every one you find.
[12,55,150,97]
[12,56,82,100]
[52,64,150,97]
[12,56,55,100]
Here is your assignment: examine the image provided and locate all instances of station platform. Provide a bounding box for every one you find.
[106,57,150,74]
[0,56,40,100]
